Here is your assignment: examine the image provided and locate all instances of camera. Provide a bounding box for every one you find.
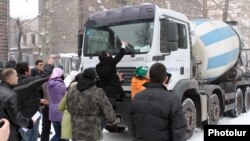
[165,72,172,84]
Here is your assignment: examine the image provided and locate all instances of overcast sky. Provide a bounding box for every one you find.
[10,0,38,19]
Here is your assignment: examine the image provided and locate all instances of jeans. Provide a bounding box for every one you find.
[19,118,40,141]
[51,122,68,141]
[41,106,51,141]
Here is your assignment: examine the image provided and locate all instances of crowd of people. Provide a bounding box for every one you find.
[0,41,187,141]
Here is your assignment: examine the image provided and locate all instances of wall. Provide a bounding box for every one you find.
[0,0,8,66]
[39,0,79,60]
[38,0,202,60]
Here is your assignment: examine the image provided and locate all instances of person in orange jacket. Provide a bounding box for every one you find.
[131,66,149,99]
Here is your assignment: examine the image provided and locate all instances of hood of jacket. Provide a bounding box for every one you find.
[48,77,64,87]
[76,78,95,92]
[50,68,63,79]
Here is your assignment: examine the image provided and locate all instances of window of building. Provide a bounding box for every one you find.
[31,34,35,44]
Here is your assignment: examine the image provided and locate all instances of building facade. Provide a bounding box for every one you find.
[9,17,39,65]
[38,0,202,60]
[0,0,8,68]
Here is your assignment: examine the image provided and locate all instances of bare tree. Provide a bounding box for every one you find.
[136,23,151,45]
[207,0,250,48]
[16,18,23,62]
[203,0,208,18]
[222,0,230,21]
[208,0,230,21]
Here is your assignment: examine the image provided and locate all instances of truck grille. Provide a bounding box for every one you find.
[117,67,136,86]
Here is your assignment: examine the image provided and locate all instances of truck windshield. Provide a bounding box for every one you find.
[84,20,154,56]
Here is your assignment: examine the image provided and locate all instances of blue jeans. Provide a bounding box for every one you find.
[51,122,68,141]
[19,119,40,141]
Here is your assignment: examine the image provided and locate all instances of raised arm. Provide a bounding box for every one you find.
[113,41,127,65]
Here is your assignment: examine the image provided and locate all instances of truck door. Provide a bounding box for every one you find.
[155,19,191,90]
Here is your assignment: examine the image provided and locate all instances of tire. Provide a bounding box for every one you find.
[244,87,250,112]
[182,98,196,140]
[208,94,220,124]
[228,88,243,117]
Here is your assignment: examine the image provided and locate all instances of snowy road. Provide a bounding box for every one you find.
[39,110,250,141]
[101,111,250,141]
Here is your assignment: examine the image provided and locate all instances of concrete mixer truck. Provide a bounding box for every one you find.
[78,3,250,139]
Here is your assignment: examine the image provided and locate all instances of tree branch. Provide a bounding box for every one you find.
[212,0,224,10]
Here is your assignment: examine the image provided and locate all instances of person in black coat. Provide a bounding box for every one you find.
[31,59,52,141]
[0,68,34,141]
[129,63,187,141]
[96,41,127,108]
[31,60,44,76]
[14,58,54,141]
[5,56,16,69]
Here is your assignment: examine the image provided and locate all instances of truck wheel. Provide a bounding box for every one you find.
[182,98,196,140]
[243,87,250,112]
[228,88,243,117]
[208,94,220,124]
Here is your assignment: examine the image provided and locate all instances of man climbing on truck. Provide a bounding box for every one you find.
[96,41,128,109]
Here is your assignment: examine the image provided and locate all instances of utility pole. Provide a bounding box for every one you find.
[0,0,9,64]
[16,18,23,62]
[223,0,230,21]
[203,0,208,18]
[41,0,52,60]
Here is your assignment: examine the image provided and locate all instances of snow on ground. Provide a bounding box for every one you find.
[39,110,250,141]
[101,111,250,141]
[63,70,79,87]
[45,70,250,141]
[187,111,250,141]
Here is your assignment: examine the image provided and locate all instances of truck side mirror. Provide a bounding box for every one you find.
[78,33,83,57]
[160,20,178,53]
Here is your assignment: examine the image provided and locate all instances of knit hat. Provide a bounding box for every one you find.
[82,68,96,80]
[135,66,148,77]
[50,67,64,79]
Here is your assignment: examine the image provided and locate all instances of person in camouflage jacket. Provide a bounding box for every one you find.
[67,68,117,141]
